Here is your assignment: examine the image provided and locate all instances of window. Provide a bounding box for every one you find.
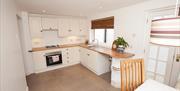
[91,16,114,47]
[94,29,114,47]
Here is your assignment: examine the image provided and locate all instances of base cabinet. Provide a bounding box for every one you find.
[32,47,110,74]
[61,47,80,65]
[80,48,111,75]
[33,51,47,71]
[32,47,80,73]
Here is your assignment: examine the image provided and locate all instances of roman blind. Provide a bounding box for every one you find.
[91,16,114,29]
[150,17,180,46]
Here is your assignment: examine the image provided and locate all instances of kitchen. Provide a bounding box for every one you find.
[25,13,136,88]
[1,0,180,91]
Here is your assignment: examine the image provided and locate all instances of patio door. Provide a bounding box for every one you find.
[146,7,180,86]
[146,44,175,84]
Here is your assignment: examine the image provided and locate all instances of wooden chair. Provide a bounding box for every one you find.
[120,59,145,91]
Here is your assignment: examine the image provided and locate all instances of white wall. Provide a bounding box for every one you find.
[88,0,177,55]
[0,0,27,91]
[18,12,35,75]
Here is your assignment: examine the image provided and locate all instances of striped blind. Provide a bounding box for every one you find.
[150,17,180,47]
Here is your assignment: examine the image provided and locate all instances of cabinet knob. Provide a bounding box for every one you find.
[68,30,72,32]
[176,58,180,62]
[87,54,90,56]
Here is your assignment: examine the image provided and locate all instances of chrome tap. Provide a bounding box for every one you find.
[92,39,99,46]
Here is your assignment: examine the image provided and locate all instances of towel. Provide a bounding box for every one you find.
[52,55,59,62]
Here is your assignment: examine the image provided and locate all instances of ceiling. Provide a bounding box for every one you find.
[15,0,149,17]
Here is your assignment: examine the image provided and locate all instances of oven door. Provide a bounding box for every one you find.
[45,51,62,66]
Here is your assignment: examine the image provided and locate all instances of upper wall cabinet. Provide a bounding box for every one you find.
[58,18,88,37]
[79,19,88,36]
[42,17,58,30]
[29,16,42,38]
[29,15,88,38]
[58,18,70,37]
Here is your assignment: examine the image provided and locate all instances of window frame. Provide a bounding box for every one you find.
[94,28,113,43]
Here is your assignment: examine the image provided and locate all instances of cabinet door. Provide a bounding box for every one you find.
[69,18,79,36]
[87,50,97,72]
[33,51,47,71]
[29,16,42,38]
[58,18,70,37]
[68,47,80,64]
[42,17,58,29]
[80,48,88,66]
[79,19,88,36]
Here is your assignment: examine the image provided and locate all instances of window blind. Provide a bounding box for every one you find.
[91,16,114,29]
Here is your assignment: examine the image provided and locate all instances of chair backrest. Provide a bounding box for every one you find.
[120,59,145,91]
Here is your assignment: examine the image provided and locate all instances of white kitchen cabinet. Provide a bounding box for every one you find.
[79,19,88,36]
[32,51,47,72]
[80,48,110,75]
[61,47,80,65]
[80,47,88,66]
[42,17,58,30]
[29,16,42,38]
[69,18,79,36]
[68,47,80,64]
[58,18,70,37]
[58,17,88,37]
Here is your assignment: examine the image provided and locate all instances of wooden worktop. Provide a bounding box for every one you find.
[31,44,134,59]
[30,44,83,52]
[79,44,134,59]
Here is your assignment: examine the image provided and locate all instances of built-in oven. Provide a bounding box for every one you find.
[45,51,62,66]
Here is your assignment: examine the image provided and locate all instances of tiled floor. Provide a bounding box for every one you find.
[27,64,120,91]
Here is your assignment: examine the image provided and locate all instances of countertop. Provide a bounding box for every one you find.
[80,44,134,59]
[31,44,135,59]
[30,44,83,52]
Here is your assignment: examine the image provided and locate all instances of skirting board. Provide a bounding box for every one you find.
[35,62,80,73]
[26,86,29,91]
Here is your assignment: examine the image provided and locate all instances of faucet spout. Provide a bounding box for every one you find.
[92,39,99,47]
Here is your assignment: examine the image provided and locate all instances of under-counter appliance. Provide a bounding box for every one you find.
[45,51,62,66]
